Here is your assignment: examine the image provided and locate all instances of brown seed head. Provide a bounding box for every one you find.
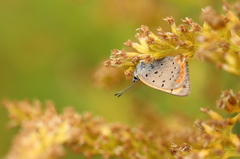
[163,16,175,25]
[139,25,150,36]
[182,17,193,26]
[201,6,227,30]
[124,40,133,47]
[178,24,188,33]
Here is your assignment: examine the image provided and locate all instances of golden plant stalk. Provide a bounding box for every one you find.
[2,90,240,159]
[105,2,240,77]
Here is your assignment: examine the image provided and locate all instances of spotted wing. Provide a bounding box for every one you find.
[134,55,190,96]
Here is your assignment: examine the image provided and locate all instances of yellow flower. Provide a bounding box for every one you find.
[105,18,200,77]
[105,1,240,77]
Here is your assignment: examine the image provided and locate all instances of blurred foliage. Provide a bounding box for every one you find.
[0,0,240,159]
[2,91,240,159]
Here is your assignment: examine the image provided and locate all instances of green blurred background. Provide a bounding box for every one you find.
[0,0,240,158]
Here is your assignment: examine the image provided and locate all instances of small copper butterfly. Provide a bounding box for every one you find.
[115,54,190,97]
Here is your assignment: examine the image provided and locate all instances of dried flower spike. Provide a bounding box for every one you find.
[105,19,200,77]
[196,2,240,76]
[3,90,240,159]
[106,1,240,78]
[216,90,240,113]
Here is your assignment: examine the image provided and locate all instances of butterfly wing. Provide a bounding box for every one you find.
[134,55,190,96]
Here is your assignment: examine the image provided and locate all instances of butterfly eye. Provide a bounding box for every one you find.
[133,76,139,82]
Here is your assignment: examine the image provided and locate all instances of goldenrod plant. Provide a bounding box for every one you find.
[2,91,240,159]
[2,1,240,159]
[105,1,240,77]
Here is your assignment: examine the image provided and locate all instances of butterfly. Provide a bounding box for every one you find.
[115,54,190,97]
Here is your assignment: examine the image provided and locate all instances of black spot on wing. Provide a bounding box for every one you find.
[158,71,163,77]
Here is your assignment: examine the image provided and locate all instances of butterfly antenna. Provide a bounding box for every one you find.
[114,78,139,97]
